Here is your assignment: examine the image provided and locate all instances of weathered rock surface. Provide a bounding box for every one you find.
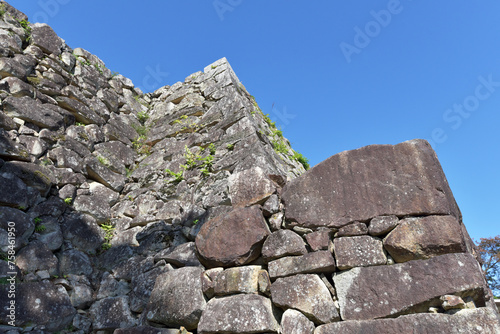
[368,215,399,236]
[262,229,308,261]
[229,166,276,206]
[333,235,386,270]
[383,215,467,262]
[282,140,460,228]
[196,206,270,267]
[280,309,315,334]
[305,228,333,252]
[271,274,339,324]
[314,308,500,334]
[268,250,336,279]
[146,266,206,330]
[89,296,137,330]
[214,265,262,296]
[198,294,280,334]
[333,253,488,321]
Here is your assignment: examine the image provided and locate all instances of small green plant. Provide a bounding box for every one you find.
[111,71,119,77]
[172,115,201,133]
[18,19,32,41]
[41,158,51,166]
[128,195,134,201]
[97,155,109,167]
[0,3,6,16]
[263,113,276,128]
[18,205,26,211]
[208,143,216,155]
[226,143,234,151]
[272,139,289,155]
[193,219,199,225]
[34,217,42,224]
[137,110,149,124]
[35,225,46,233]
[75,122,84,126]
[165,168,184,183]
[132,135,152,155]
[211,65,216,69]
[100,223,115,251]
[293,150,310,170]
[0,252,8,262]
[64,197,72,205]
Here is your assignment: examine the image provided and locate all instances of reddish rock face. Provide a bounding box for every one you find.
[333,253,487,321]
[282,139,460,228]
[383,215,467,263]
[195,206,271,267]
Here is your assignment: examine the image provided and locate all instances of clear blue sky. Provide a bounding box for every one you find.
[9,0,500,242]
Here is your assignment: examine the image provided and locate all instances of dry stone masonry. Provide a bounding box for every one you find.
[0,2,499,333]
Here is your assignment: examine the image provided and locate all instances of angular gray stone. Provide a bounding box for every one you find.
[271,274,339,325]
[69,282,94,309]
[333,236,387,270]
[281,309,315,334]
[0,207,33,252]
[85,156,127,192]
[0,281,76,331]
[333,253,488,321]
[129,265,172,313]
[228,166,276,206]
[198,294,280,334]
[368,215,399,236]
[0,161,55,197]
[282,140,460,228]
[314,308,500,334]
[196,206,270,268]
[3,96,65,129]
[61,213,105,255]
[56,96,105,125]
[268,250,336,279]
[16,240,58,275]
[214,265,262,296]
[146,266,206,330]
[154,242,202,267]
[0,172,29,209]
[89,296,136,330]
[30,23,63,56]
[0,57,26,78]
[57,249,93,276]
[383,215,467,263]
[262,229,307,261]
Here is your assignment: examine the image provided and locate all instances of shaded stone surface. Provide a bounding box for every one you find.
[368,215,399,236]
[333,236,386,270]
[146,266,206,330]
[262,229,307,261]
[271,274,339,325]
[198,294,280,334]
[214,265,262,296]
[383,215,467,263]
[305,228,333,252]
[3,96,65,129]
[16,240,58,275]
[268,250,336,279]
[89,296,136,330]
[336,221,367,237]
[196,206,270,267]
[0,206,33,251]
[154,242,202,267]
[282,140,460,228]
[333,253,487,321]
[314,308,500,334]
[281,309,315,334]
[228,166,276,206]
[0,281,76,331]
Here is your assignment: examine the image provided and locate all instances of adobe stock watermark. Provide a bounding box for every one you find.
[339,0,411,63]
[141,65,170,92]
[270,104,296,130]
[213,0,243,21]
[428,74,500,147]
[32,0,71,24]
[4,221,17,327]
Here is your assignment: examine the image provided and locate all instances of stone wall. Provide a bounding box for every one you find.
[0,2,498,333]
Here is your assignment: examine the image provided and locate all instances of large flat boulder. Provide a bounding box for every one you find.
[314,308,500,334]
[282,140,460,228]
[333,253,487,321]
[197,294,279,334]
[3,96,65,129]
[383,215,467,262]
[196,206,270,267]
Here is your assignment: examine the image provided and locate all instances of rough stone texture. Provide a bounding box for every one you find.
[336,221,368,237]
[280,309,315,334]
[333,253,488,321]
[262,229,308,261]
[333,236,387,270]
[368,215,399,236]
[89,296,137,330]
[268,250,336,279]
[314,308,500,334]
[0,281,76,331]
[214,265,262,296]
[198,294,280,334]
[0,206,33,251]
[271,274,339,325]
[31,23,63,56]
[383,215,467,263]
[282,139,460,228]
[305,228,333,252]
[196,206,270,267]
[154,242,202,267]
[229,166,276,206]
[3,96,65,129]
[146,266,206,330]
[16,240,58,275]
